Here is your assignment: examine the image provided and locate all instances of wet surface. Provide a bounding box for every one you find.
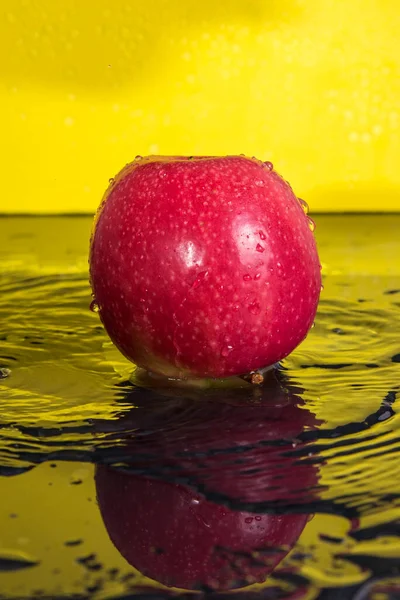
[0,215,400,598]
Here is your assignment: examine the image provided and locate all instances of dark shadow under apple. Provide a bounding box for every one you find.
[95,371,322,593]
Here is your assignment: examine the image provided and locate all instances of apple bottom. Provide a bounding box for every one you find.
[96,467,309,592]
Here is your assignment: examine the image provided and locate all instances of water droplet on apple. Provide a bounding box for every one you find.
[298,198,309,214]
[221,345,233,357]
[135,155,143,161]
[248,301,261,315]
[255,516,262,521]
[90,299,100,313]
[256,244,265,253]
[263,161,273,171]
[191,270,209,289]
[285,180,293,191]
[321,283,324,291]
[108,177,115,185]
[308,217,316,232]
[254,272,261,280]
[259,230,266,240]
[243,274,252,281]
[245,517,254,524]
[255,180,264,187]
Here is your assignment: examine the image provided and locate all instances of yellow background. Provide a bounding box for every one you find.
[1,0,400,214]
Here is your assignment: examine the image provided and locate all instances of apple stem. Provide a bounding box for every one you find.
[250,372,264,385]
[240,363,277,386]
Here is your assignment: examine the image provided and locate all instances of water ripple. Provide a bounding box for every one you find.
[1,216,400,597]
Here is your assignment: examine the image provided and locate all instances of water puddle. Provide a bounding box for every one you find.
[0,215,399,598]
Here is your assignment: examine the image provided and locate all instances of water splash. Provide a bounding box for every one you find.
[0,368,11,379]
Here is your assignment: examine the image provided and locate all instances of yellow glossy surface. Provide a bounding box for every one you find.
[1,0,400,213]
[0,215,399,596]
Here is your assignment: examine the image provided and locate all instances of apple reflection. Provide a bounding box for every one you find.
[96,371,321,592]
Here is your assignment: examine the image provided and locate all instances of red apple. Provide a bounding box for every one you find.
[89,155,321,378]
[96,470,310,592]
[95,376,320,591]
